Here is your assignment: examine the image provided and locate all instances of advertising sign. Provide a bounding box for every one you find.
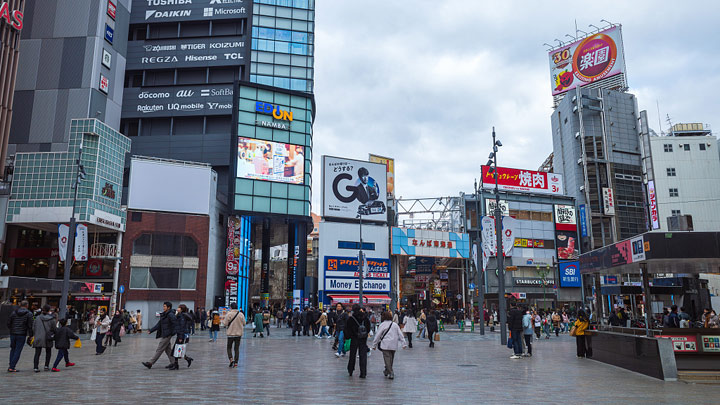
[99,74,109,94]
[415,257,436,274]
[58,225,69,262]
[75,224,89,261]
[104,23,114,44]
[126,37,246,70]
[324,256,390,293]
[556,230,578,260]
[549,26,626,96]
[391,228,470,258]
[368,154,395,199]
[122,84,233,118]
[0,2,24,30]
[513,278,553,287]
[657,335,698,352]
[131,0,248,24]
[322,156,387,222]
[648,180,660,229]
[554,204,577,231]
[102,49,112,69]
[578,204,588,237]
[602,187,615,215]
[224,216,244,308]
[107,0,116,19]
[481,166,563,196]
[702,336,720,352]
[559,261,581,287]
[630,235,645,262]
[480,216,495,271]
[485,199,509,217]
[236,137,304,185]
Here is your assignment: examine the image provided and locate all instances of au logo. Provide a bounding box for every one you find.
[255,102,293,122]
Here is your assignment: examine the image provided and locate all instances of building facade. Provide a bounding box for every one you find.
[0,0,24,179]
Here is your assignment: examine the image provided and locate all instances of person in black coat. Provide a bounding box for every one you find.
[300,307,309,336]
[426,310,439,347]
[6,300,34,372]
[171,304,194,370]
[110,310,123,346]
[291,307,301,336]
[507,302,525,358]
[51,318,79,371]
[143,302,178,370]
[344,304,371,378]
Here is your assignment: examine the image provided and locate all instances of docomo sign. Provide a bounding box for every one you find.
[549,26,625,96]
[481,166,563,196]
[647,180,660,229]
[0,1,23,30]
[255,102,293,122]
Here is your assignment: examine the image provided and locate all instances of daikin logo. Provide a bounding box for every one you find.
[145,9,191,20]
[210,0,243,4]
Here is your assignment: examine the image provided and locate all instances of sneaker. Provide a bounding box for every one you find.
[335,352,341,358]
[316,335,321,339]
[229,360,235,368]
[34,368,40,372]
[388,372,394,380]
[65,362,75,367]
[326,336,332,339]
[51,368,60,372]
[44,366,49,371]
[142,362,152,369]
[510,355,522,359]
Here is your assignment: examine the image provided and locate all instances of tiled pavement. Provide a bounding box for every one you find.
[1,327,718,404]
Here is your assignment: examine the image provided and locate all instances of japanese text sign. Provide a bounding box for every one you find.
[481,166,563,196]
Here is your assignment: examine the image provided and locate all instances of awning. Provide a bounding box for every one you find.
[329,294,391,305]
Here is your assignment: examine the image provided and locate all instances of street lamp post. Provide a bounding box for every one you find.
[58,139,86,321]
[486,127,506,345]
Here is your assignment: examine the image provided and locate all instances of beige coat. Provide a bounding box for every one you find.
[223,310,246,337]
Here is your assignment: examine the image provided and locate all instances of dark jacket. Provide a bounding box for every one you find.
[175,312,193,338]
[344,311,370,340]
[54,326,79,350]
[328,311,337,327]
[32,313,56,348]
[292,310,301,326]
[609,312,621,326]
[149,309,178,339]
[300,310,308,326]
[507,308,524,331]
[426,312,439,333]
[6,307,34,336]
[336,311,349,333]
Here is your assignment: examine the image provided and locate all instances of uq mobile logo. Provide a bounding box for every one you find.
[332,167,386,216]
[255,102,293,121]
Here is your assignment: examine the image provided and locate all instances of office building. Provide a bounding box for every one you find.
[0,0,24,179]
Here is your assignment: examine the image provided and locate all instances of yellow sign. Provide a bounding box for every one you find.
[369,154,394,197]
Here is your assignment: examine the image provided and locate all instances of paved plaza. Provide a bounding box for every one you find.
[1,326,718,403]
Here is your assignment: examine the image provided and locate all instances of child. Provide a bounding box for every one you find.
[52,318,79,372]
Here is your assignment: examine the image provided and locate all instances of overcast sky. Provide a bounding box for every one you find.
[311,1,720,210]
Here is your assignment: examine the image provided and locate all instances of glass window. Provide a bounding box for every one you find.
[683,144,690,151]
[152,234,182,256]
[132,234,151,255]
[149,267,179,289]
[180,269,197,289]
[671,210,681,216]
[663,144,673,152]
[183,236,198,257]
[275,29,292,42]
[130,267,149,288]
[669,188,679,197]
[291,31,308,43]
[666,168,676,177]
[700,143,706,151]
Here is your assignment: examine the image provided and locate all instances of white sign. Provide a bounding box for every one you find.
[630,235,645,263]
[554,205,577,225]
[485,199,509,216]
[502,216,517,257]
[58,224,69,261]
[322,156,388,222]
[324,278,390,293]
[391,228,469,258]
[75,224,88,261]
[99,74,109,94]
[480,216,495,271]
[602,187,615,215]
[102,49,112,69]
[648,180,660,229]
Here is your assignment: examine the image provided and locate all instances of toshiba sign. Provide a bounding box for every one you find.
[0,1,23,30]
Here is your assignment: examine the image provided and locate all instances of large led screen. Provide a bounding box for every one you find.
[237,137,304,184]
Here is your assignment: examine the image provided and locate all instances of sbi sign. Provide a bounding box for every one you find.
[255,102,293,122]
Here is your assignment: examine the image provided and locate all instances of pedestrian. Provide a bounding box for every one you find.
[136,309,143,333]
[372,311,406,380]
[142,302,178,369]
[51,318,79,372]
[93,308,111,355]
[506,302,524,359]
[262,309,271,336]
[664,305,680,328]
[291,307,301,336]
[110,310,123,346]
[6,300,34,372]
[199,307,207,331]
[315,310,330,338]
[400,309,417,348]
[172,304,194,370]
[369,311,378,333]
[552,311,561,337]
[32,304,56,372]
[533,311,541,339]
[522,307,534,357]
[679,307,691,328]
[573,309,591,358]
[344,304,370,378]
[426,310,438,347]
[334,305,349,356]
[209,308,220,342]
[417,309,426,339]
[484,308,490,327]
[562,311,570,333]
[188,310,196,335]
[253,310,264,338]
[223,303,246,368]
[392,310,399,324]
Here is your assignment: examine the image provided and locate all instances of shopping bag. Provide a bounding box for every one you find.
[434,332,440,341]
[90,328,97,341]
[120,326,126,337]
[173,343,187,358]
[74,339,82,348]
[343,339,351,352]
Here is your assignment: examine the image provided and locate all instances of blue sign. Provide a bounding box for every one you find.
[118,285,125,294]
[559,261,581,287]
[468,283,476,290]
[324,255,390,293]
[416,256,435,274]
[578,204,588,237]
[104,24,114,44]
[605,275,618,285]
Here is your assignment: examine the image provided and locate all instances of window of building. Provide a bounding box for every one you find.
[172,117,204,135]
[148,23,179,40]
[700,143,707,151]
[666,168,676,177]
[337,241,375,251]
[683,144,690,151]
[143,69,174,86]
[120,119,139,137]
[671,210,682,216]
[176,68,206,85]
[180,21,210,38]
[663,144,673,152]
[132,234,199,257]
[130,267,196,290]
[669,188,679,197]
[131,212,143,222]
[132,234,151,255]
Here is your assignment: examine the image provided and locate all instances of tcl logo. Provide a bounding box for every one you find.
[0,2,23,31]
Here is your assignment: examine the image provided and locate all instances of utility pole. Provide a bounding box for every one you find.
[486,127,506,345]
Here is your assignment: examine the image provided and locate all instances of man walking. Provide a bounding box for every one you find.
[301,307,310,336]
[291,307,301,336]
[6,300,34,372]
[143,302,178,369]
[223,303,246,368]
[507,302,524,359]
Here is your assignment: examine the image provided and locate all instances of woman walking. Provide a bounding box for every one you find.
[110,310,123,346]
[573,309,591,358]
[372,311,406,380]
[253,310,264,338]
[209,308,220,342]
[94,308,111,355]
[315,310,330,338]
[171,304,194,370]
[416,309,426,339]
[426,310,438,348]
[401,309,417,348]
[32,305,56,372]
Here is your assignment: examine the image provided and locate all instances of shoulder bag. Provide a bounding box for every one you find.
[569,324,578,337]
[377,323,393,351]
[227,311,241,329]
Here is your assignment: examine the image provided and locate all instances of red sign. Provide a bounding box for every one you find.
[657,335,697,352]
[0,2,23,30]
[481,166,564,196]
[9,248,59,258]
[107,0,116,19]
[99,74,109,94]
[86,259,103,277]
[648,180,659,229]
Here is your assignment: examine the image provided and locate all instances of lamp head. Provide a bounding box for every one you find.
[495,140,503,147]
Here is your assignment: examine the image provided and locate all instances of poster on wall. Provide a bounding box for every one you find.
[368,154,394,200]
[559,261,581,287]
[322,156,387,221]
[556,230,579,260]
[236,137,304,184]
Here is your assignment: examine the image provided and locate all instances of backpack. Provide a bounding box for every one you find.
[212,314,220,326]
[352,316,368,339]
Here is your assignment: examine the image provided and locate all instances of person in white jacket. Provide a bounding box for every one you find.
[400,310,417,348]
[371,311,406,380]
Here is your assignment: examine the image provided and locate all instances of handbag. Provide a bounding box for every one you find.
[173,343,187,358]
[90,328,97,341]
[74,339,82,348]
[434,332,440,341]
[120,325,126,337]
[569,325,578,337]
[26,336,34,346]
[343,338,351,352]
[507,332,513,349]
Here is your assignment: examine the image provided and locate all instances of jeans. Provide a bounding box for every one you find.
[190,322,195,335]
[227,336,242,362]
[95,332,106,354]
[53,349,69,368]
[427,330,435,346]
[337,330,346,355]
[524,334,533,355]
[209,330,218,342]
[417,324,426,338]
[34,347,52,369]
[8,334,25,369]
[511,330,523,355]
[264,324,270,336]
[319,325,329,337]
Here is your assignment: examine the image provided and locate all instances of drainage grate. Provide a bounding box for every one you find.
[457,364,478,367]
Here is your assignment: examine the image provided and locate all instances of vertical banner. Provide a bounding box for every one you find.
[578,204,588,237]
[602,187,615,215]
[480,216,495,271]
[58,225,69,261]
[501,216,517,257]
[75,224,89,261]
[647,180,660,230]
[225,216,241,308]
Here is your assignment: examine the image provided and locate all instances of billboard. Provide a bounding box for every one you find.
[648,180,660,229]
[602,187,615,215]
[391,228,470,258]
[322,156,388,221]
[549,26,626,96]
[368,154,395,199]
[122,84,234,118]
[559,261,581,287]
[554,204,577,231]
[236,137,304,185]
[130,0,249,24]
[126,37,246,70]
[556,231,579,260]
[481,166,563,196]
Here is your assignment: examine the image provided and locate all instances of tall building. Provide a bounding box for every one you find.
[551,88,647,250]
[641,122,720,232]
[0,0,24,179]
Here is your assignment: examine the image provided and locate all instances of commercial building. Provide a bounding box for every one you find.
[0,0,24,179]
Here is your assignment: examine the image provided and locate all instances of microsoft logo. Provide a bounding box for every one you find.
[203,7,213,17]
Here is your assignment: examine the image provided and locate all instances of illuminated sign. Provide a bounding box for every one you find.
[648,180,660,229]
[104,24,114,44]
[0,1,23,30]
[255,102,293,121]
[559,261,581,287]
[481,166,563,196]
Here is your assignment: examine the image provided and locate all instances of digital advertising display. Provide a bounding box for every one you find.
[322,156,388,221]
[236,137,304,185]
